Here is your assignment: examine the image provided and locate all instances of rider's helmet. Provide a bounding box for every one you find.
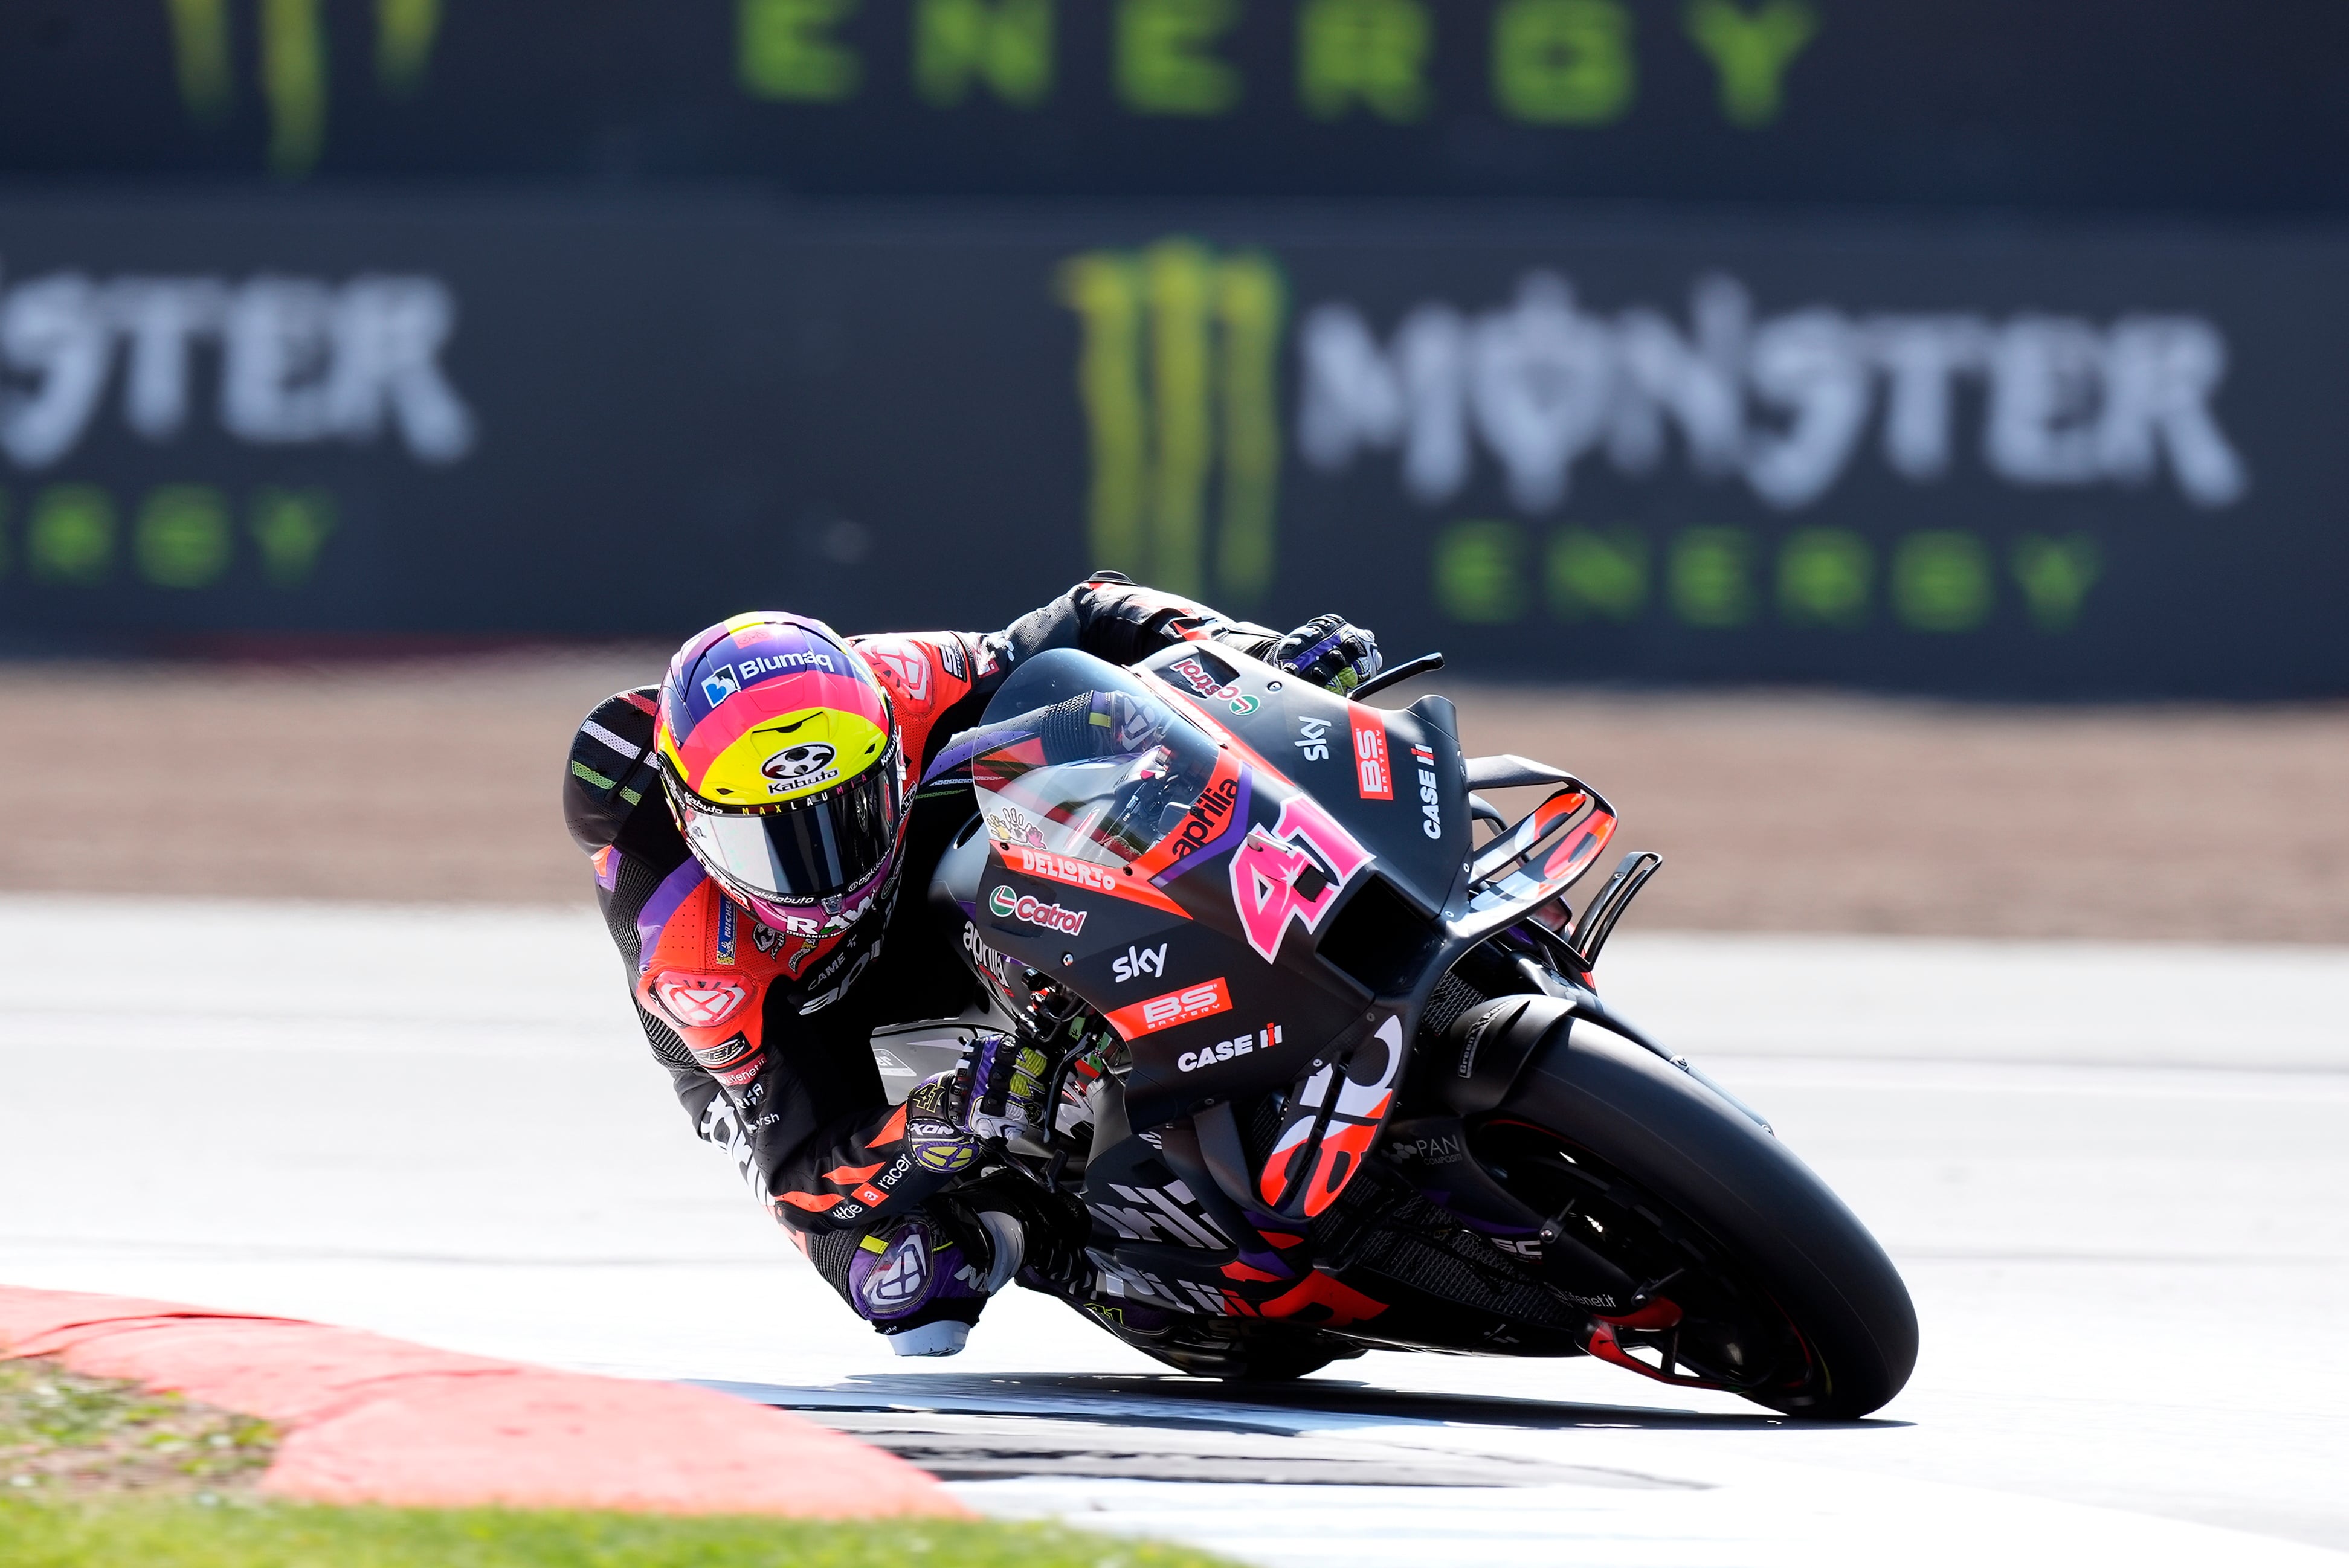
[654,613,905,940]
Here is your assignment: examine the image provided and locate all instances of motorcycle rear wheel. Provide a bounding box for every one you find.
[1482,1025,1918,1419]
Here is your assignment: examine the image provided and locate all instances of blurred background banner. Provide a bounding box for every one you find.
[6,0,2345,210]
[2,1,2345,695]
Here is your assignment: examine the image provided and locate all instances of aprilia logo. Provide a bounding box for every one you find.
[1105,978,1232,1040]
[1167,776,1242,860]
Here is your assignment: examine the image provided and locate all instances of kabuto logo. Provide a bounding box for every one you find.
[761,743,837,785]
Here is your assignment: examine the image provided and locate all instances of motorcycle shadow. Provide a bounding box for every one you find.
[715,1372,1911,1435]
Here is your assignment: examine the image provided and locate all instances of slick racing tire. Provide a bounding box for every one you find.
[1483,1026,1918,1419]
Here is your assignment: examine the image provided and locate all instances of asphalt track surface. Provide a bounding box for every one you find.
[2,894,2344,1565]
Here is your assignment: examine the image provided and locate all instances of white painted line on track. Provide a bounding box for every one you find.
[2,895,2345,1563]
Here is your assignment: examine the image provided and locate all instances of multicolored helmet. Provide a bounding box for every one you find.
[654,612,904,939]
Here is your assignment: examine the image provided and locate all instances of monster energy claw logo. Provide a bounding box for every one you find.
[1060,240,1285,605]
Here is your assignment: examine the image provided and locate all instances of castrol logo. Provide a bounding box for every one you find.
[987,885,1088,935]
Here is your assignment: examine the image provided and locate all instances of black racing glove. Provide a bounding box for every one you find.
[1274,614,1383,695]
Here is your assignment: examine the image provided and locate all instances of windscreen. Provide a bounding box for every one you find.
[967,654,1225,871]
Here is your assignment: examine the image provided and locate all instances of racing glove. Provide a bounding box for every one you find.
[1274,614,1383,695]
[904,1033,1054,1152]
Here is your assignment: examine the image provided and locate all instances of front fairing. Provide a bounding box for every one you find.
[932,647,1469,1133]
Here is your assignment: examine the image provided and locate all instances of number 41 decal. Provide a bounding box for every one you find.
[1229,794,1373,961]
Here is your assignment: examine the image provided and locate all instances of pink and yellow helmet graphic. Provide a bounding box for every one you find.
[655,614,906,938]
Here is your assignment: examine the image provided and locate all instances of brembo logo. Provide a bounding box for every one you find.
[1104,978,1232,1041]
[987,885,1088,935]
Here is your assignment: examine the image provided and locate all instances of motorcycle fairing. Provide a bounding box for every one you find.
[1258,1011,1406,1219]
[936,649,1475,1293]
[1136,644,1468,921]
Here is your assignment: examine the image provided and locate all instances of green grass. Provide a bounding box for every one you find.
[0,1362,1234,1566]
[0,1499,1236,1568]
[1,1359,274,1497]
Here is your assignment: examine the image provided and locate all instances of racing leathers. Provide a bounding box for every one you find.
[562,578,1302,1340]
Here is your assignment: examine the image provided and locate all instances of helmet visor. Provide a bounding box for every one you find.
[677,762,901,906]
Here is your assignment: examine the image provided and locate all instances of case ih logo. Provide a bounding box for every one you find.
[1106,978,1232,1040]
[1349,710,1393,800]
[987,885,1088,935]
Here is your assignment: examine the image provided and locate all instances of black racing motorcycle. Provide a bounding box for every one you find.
[874,642,1917,1419]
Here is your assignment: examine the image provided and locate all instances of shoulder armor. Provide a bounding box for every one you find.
[565,687,662,853]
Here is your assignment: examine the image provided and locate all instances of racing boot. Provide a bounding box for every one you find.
[845,1207,1026,1357]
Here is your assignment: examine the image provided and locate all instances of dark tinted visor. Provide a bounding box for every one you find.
[678,762,900,904]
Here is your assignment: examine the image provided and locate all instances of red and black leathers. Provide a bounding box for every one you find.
[562,579,1280,1263]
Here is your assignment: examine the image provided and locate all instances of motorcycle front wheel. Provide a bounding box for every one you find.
[1478,1024,1918,1419]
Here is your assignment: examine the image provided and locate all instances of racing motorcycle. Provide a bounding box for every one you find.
[875,641,1918,1419]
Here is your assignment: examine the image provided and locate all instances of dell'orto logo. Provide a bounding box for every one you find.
[761,743,836,782]
[1059,241,1285,606]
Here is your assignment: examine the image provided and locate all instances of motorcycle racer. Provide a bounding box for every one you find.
[563,576,1381,1355]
